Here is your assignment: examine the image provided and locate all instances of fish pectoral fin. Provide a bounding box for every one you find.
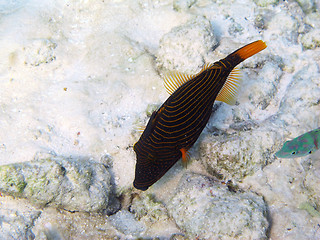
[215,67,242,105]
[142,110,158,138]
[164,71,194,95]
[180,148,190,168]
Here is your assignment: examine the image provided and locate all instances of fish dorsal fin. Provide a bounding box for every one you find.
[199,63,214,73]
[164,71,194,95]
[216,67,242,105]
[163,63,214,95]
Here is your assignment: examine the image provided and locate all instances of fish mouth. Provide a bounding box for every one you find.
[133,181,149,191]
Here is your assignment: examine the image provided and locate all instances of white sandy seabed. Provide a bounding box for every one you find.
[0,0,320,239]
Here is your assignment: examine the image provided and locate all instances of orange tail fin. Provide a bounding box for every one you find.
[231,40,267,61]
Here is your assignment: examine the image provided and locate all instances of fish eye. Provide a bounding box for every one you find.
[309,150,312,154]
[291,151,296,155]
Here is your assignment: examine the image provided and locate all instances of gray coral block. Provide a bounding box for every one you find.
[167,173,269,240]
[108,210,145,236]
[199,125,282,181]
[0,156,119,214]
[156,16,218,74]
[0,207,40,240]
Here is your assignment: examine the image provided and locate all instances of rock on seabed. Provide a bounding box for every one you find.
[0,156,120,214]
[108,210,146,236]
[0,205,41,240]
[1,0,320,239]
[200,124,282,181]
[167,173,269,240]
[156,15,218,74]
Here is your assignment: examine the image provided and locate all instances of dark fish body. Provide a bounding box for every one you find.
[133,40,267,190]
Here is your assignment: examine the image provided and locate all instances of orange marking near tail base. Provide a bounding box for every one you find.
[180,148,190,168]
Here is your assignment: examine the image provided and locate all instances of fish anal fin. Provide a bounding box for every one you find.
[180,148,190,168]
[216,67,242,105]
[164,72,194,95]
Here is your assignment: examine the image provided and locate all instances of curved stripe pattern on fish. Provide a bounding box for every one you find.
[133,40,267,190]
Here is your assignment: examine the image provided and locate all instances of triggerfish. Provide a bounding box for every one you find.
[133,40,267,190]
[275,127,320,158]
